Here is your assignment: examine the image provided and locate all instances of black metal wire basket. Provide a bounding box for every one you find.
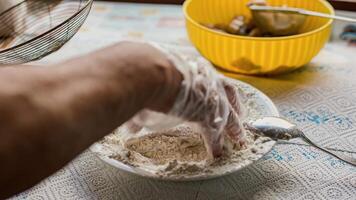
[0,0,93,65]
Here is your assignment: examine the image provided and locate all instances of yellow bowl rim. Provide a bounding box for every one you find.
[183,0,335,41]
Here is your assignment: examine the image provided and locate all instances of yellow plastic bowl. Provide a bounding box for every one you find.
[183,0,334,75]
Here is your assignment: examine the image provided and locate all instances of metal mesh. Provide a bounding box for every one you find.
[0,0,93,65]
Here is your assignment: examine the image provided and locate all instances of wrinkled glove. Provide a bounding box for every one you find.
[131,43,246,158]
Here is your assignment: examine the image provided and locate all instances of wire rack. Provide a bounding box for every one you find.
[0,0,93,65]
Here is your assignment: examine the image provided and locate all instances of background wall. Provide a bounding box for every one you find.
[97,0,356,11]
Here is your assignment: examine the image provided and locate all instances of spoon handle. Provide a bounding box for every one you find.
[249,5,356,23]
[297,131,356,166]
[300,9,356,23]
[278,141,356,154]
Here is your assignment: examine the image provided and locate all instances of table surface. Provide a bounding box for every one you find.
[11,2,356,200]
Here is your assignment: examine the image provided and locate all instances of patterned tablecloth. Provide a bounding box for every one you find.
[10,2,356,200]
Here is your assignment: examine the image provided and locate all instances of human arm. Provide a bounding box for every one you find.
[0,42,182,199]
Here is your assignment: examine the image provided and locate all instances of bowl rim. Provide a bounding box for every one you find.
[183,0,335,41]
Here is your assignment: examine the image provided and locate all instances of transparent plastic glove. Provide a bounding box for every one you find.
[131,43,246,158]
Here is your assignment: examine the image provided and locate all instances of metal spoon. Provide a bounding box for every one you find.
[245,117,356,166]
[249,5,356,23]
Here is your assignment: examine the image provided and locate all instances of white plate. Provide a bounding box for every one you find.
[90,78,279,181]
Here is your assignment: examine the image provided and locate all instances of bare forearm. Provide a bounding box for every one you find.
[0,43,180,198]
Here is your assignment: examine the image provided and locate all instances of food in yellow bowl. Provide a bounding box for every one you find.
[202,0,307,37]
[183,0,334,75]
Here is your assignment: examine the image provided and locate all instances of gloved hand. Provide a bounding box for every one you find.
[130,43,246,158]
